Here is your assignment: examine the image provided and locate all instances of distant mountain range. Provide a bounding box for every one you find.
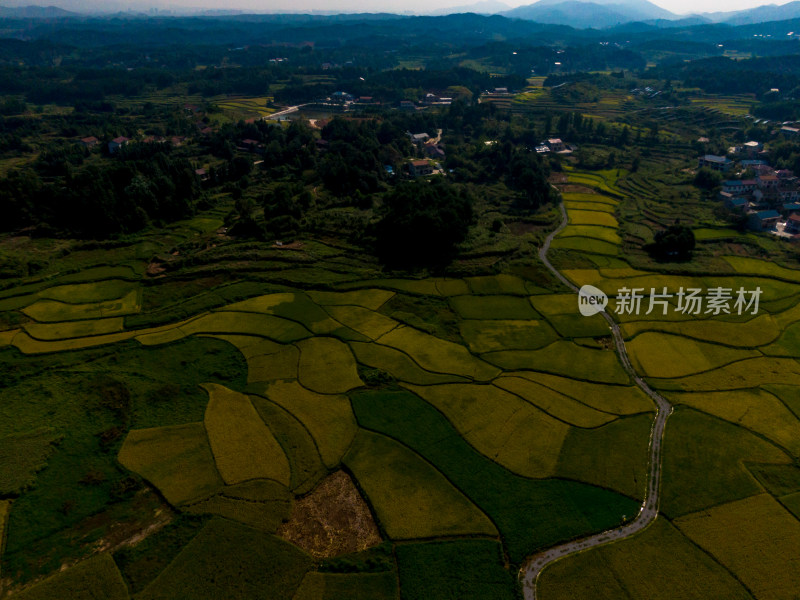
[0,5,75,18]
[444,0,800,30]
[3,0,800,30]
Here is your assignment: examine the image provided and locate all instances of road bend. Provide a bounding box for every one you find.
[522,202,673,599]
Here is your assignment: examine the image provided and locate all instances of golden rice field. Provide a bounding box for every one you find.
[5,182,800,600]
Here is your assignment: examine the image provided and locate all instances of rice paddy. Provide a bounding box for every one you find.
[675,494,800,600]
[4,189,800,600]
[344,430,497,539]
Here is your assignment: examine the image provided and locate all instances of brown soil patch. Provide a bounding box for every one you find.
[146,261,167,276]
[272,241,305,250]
[549,173,568,184]
[558,184,596,194]
[277,470,381,558]
[506,221,544,235]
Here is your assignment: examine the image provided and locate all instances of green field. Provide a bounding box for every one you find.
[660,408,790,517]
[344,430,497,539]
[137,519,312,600]
[397,540,518,600]
[539,518,753,600]
[350,389,640,563]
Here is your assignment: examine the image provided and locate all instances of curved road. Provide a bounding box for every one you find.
[521,203,673,599]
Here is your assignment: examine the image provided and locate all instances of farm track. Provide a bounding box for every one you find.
[521,202,674,599]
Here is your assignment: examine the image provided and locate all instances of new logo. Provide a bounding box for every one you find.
[578,285,608,317]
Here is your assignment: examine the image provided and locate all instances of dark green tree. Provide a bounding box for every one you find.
[375,179,473,269]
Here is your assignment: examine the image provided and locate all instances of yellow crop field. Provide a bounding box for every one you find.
[655,357,800,391]
[259,380,357,468]
[483,341,630,384]
[203,383,291,486]
[723,256,800,283]
[673,389,800,456]
[323,305,398,340]
[307,288,395,310]
[404,383,569,478]
[620,314,780,347]
[118,422,223,506]
[180,311,312,343]
[12,329,139,354]
[675,494,800,600]
[24,317,124,341]
[22,289,141,322]
[556,225,622,245]
[247,345,299,383]
[377,326,500,381]
[458,319,557,353]
[495,376,618,428]
[627,332,759,378]
[538,518,753,600]
[296,337,363,394]
[563,200,616,213]
[30,280,136,306]
[0,329,17,347]
[344,430,496,539]
[567,209,619,228]
[349,341,467,385]
[549,236,619,255]
[221,293,345,336]
[560,192,618,206]
[507,371,654,415]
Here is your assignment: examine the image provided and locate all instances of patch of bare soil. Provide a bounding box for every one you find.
[277,470,381,558]
[507,221,543,235]
[558,184,596,194]
[549,173,568,184]
[272,241,305,250]
[146,261,167,276]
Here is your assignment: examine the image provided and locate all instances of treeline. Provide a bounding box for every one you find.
[650,55,800,97]
[0,148,200,237]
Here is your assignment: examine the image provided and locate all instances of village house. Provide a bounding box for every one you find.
[722,180,757,195]
[721,193,748,212]
[424,143,445,160]
[399,100,417,111]
[408,132,430,144]
[547,138,566,152]
[698,154,733,171]
[80,136,99,149]
[409,159,434,177]
[782,202,800,216]
[781,126,799,138]
[740,140,763,157]
[195,168,209,182]
[747,209,781,231]
[108,136,130,154]
[758,174,780,189]
[786,213,800,234]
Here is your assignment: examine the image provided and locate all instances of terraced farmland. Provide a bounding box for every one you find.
[528,167,800,600]
[3,177,800,600]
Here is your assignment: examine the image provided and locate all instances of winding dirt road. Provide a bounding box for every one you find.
[521,203,674,599]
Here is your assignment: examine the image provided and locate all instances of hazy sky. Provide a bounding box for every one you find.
[6,0,794,17]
